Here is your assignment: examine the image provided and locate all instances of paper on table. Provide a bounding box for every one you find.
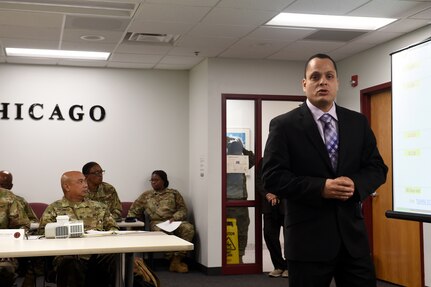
[84,230,115,237]
[84,230,147,237]
[156,220,181,232]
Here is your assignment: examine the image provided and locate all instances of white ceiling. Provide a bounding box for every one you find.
[0,0,430,70]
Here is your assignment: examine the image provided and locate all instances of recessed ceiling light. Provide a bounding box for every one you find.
[80,35,105,41]
[266,13,397,31]
[5,48,110,60]
[0,0,138,18]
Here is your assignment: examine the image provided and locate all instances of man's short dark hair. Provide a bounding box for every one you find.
[304,53,338,78]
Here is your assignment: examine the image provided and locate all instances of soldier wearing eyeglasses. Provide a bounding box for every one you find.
[82,162,122,221]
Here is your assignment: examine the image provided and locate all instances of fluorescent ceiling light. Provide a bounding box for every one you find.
[0,0,137,18]
[266,13,397,30]
[5,48,110,60]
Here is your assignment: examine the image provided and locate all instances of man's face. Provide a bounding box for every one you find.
[86,164,104,187]
[65,172,88,201]
[302,57,339,112]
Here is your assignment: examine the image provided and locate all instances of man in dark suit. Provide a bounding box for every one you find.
[262,53,388,287]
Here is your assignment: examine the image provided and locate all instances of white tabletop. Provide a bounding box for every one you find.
[0,231,193,258]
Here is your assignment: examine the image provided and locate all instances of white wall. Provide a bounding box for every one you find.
[189,58,305,267]
[0,64,189,205]
[188,59,210,266]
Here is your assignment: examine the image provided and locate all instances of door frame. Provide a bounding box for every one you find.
[360,82,424,286]
[360,82,392,253]
[221,93,305,274]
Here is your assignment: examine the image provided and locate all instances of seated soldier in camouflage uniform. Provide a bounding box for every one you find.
[82,162,123,221]
[38,171,119,287]
[0,170,38,224]
[128,170,195,273]
[0,187,30,287]
[0,170,41,287]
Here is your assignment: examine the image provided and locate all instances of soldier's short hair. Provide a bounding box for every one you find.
[82,161,99,175]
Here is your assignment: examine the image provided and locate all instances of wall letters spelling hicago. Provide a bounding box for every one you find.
[0,103,106,122]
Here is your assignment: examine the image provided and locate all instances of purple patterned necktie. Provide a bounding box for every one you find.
[320,113,338,170]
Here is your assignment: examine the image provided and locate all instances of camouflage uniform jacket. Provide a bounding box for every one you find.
[128,188,188,223]
[15,194,38,222]
[38,197,118,235]
[85,182,122,221]
[0,188,30,230]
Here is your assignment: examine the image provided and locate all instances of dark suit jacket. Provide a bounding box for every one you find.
[262,103,387,262]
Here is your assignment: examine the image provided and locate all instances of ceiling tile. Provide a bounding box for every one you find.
[115,42,172,55]
[348,0,424,17]
[380,18,431,33]
[353,30,404,45]
[62,29,125,44]
[331,42,376,57]
[220,38,290,59]
[284,0,369,15]
[154,63,192,69]
[175,35,238,56]
[127,20,195,35]
[410,6,431,19]
[64,15,130,31]
[0,10,63,27]
[0,26,61,41]
[145,0,219,6]
[202,7,277,26]
[188,24,255,38]
[159,55,204,65]
[107,62,156,69]
[136,3,211,23]
[0,38,60,49]
[6,57,58,65]
[110,53,163,63]
[61,41,118,51]
[268,40,345,61]
[217,0,295,11]
[58,59,108,68]
[304,30,367,42]
[171,46,223,57]
[246,26,316,41]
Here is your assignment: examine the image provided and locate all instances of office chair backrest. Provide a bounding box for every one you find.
[121,201,133,218]
[29,202,49,219]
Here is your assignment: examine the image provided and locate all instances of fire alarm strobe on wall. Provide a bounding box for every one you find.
[351,75,358,87]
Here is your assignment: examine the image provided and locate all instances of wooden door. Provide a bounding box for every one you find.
[370,90,423,286]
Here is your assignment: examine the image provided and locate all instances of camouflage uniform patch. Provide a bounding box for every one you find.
[85,182,122,221]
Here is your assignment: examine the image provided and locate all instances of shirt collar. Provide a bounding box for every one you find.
[306,99,338,122]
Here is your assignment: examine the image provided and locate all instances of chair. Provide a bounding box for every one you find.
[121,201,133,219]
[29,202,49,220]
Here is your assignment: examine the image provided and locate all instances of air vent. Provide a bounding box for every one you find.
[304,30,367,42]
[125,32,180,46]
